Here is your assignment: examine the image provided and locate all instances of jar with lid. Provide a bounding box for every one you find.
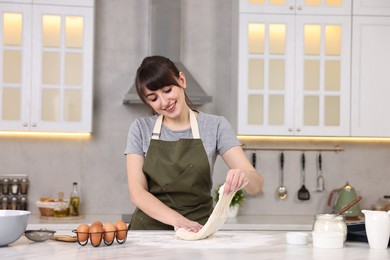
[313,213,347,240]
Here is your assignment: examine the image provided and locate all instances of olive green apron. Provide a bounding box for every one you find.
[129,110,213,230]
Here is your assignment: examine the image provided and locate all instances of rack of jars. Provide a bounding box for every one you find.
[0,175,29,210]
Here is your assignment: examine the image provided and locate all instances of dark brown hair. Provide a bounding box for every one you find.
[134,56,192,109]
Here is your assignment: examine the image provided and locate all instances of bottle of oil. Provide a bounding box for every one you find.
[69,182,80,216]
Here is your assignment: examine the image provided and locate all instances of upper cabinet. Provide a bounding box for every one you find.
[0,0,94,133]
[353,0,390,16]
[351,3,390,137]
[239,0,351,15]
[235,0,351,136]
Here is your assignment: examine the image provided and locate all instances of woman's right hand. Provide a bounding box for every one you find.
[174,217,203,233]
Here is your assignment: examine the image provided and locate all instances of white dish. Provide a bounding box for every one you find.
[312,232,344,249]
[286,232,309,245]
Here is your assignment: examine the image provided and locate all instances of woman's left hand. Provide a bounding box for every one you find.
[223,169,249,194]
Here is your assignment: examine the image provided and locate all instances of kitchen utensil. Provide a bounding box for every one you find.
[25,229,56,242]
[297,153,310,200]
[25,229,77,242]
[251,152,256,168]
[276,152,287,200]
[316,153,325,192]
[361,210,390,249]
[0,210,30,246]
[328,182,361,219]
[336,195,363,216]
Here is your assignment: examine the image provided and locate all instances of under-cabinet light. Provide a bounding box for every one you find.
[237,135,390,143]
[0,131,92,138]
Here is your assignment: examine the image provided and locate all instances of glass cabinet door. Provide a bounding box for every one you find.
[31,5,93,132]
[0,4,31,130]
[295,15,351,136]
[238,14,295,135]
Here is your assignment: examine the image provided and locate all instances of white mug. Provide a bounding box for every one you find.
[362,210,390,249]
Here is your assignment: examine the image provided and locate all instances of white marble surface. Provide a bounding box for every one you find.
[26,214,318,231]
[2,230,389,260]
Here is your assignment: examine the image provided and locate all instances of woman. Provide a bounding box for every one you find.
[125,56,263,232]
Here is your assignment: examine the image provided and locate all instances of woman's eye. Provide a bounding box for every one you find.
[163,88,172,94]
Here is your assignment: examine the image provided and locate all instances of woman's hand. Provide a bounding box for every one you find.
[174,217,203,233]
[223,168,249,194]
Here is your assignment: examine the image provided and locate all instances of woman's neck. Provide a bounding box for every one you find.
[163,107,192,131]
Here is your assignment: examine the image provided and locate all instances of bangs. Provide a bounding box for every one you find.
[138,64,179,92]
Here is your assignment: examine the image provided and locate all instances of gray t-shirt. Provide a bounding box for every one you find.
[124,111,241,174]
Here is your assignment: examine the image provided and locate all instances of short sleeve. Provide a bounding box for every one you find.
[216,116,241,156]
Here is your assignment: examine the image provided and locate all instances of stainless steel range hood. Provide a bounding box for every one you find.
[122,0,212,105]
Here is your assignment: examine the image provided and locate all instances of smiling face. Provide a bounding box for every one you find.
[143,72,188,119]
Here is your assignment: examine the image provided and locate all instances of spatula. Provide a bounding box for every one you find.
[298,153,310,200]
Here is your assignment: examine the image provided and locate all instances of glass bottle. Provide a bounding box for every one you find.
[69,182,80,216]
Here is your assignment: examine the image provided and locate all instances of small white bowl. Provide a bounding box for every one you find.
[312,232,344,249]
[286,232,309,245]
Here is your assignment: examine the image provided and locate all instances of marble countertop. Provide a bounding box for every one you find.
[3,230,389,260]
[27,214,318,231]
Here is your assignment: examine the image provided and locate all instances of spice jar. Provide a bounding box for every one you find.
[313,213,347,239]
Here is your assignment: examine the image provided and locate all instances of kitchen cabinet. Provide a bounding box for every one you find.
[239,0,351,15]
[0,0,94,133]
[234,1,351,136]
[353,0,390,16]
[351,16,390,137]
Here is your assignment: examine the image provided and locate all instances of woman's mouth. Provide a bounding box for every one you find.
[165,102,176,112]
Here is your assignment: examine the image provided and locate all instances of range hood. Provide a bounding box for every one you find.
[122,0,212,105]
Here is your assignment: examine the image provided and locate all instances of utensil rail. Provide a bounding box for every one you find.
[242,145,343,153]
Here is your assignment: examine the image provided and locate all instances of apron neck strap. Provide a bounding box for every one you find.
[152,110,200,140]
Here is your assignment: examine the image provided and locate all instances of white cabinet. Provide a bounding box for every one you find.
[239,0,351,15]
[353,0,390,16]
[351,16,390,137]
[235,1,351,136]
[0,0,94,133]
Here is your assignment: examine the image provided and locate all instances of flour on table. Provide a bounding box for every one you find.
[175,184,236,241]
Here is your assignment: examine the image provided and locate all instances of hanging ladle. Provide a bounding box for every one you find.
[277,152,287,200]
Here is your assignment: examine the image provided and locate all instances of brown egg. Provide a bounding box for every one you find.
[115,220,128,240]
[103,222,117,243]
[91,221,103,227]
[76,223,90,242]
[89,224,104,247]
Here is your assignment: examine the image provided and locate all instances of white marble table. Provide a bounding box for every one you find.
[27,214,317,231]
[2,230,389,260]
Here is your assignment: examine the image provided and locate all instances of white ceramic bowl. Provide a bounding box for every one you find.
[286,232,309,245]
[312,232,344,249]
[0,210,31,246]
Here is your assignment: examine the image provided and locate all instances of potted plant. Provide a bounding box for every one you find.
[214,184,245,218]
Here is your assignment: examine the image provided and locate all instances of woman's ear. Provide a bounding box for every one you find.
[179,72,187,89]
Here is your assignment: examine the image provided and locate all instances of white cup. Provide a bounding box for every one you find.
[362,210,390,249]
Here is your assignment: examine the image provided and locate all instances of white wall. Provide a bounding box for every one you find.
[0,0,389,217]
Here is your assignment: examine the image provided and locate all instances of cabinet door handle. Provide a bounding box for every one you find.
[296,128,301,132]
[32,123,37,127]
[289,5,294,10]
[23,122,28,127]
[297,6,302,10]
[288,128,293,132]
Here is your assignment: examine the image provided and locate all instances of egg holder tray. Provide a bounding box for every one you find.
[72,229,128,247]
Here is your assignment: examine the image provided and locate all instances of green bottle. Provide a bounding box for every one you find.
[69,182,80,216]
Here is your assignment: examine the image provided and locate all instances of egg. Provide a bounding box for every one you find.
[89,224,104,247]
[103,222,116,243]
[76,223,89,242]
[115,220,128,240]
[91,221,103,227]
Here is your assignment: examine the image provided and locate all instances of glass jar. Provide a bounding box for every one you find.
[313,214,347,240]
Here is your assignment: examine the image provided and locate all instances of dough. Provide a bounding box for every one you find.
[175,184,237,241]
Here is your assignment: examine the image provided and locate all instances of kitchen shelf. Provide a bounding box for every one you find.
[242,145,343,153]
